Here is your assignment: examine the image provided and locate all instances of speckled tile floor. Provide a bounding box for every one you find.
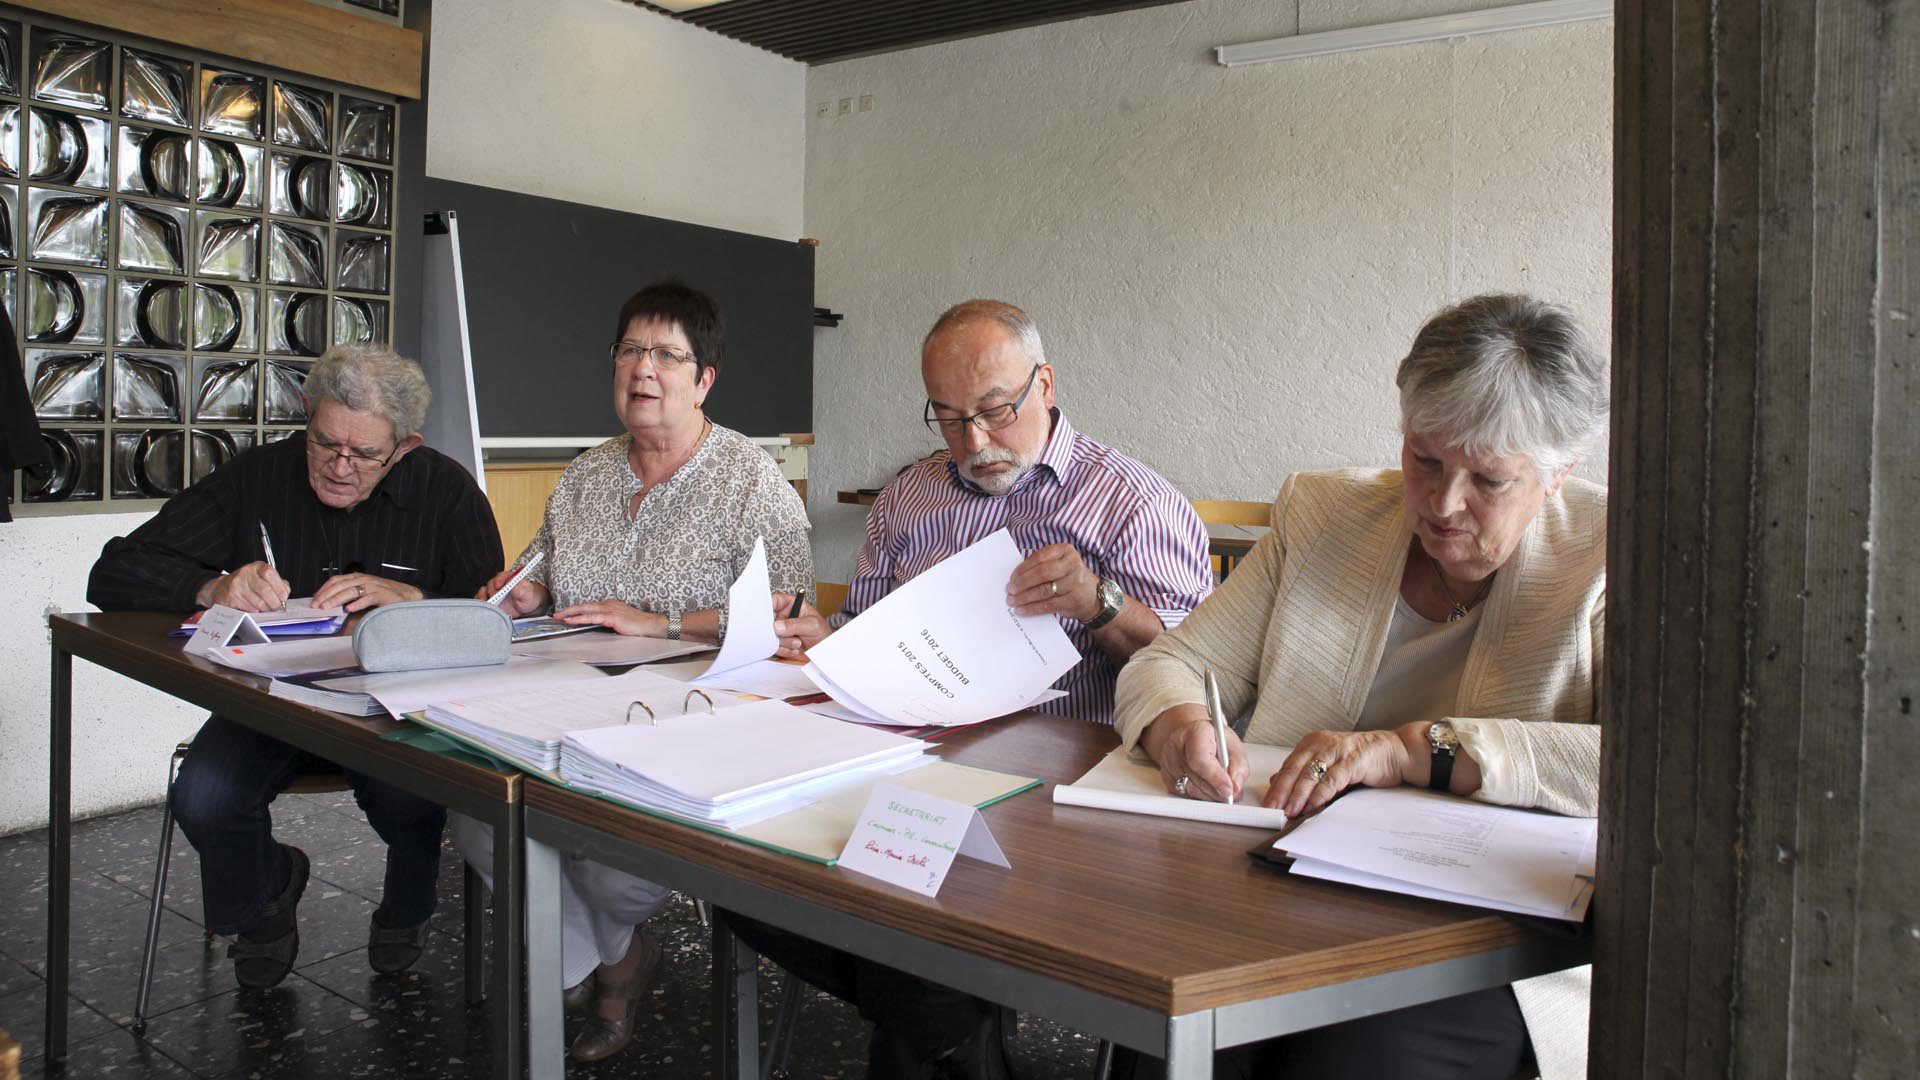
[0,795,1103,1078]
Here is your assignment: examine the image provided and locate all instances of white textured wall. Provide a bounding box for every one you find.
[801,0,1613,582]
[0,514,207,832]
[426,0,806,239]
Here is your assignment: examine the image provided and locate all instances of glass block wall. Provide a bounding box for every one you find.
[2,14,399,510]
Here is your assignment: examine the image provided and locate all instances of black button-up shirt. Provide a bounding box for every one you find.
[89,434,503,612]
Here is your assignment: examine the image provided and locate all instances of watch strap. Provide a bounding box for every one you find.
[666,610,682,640]
[1427,721,1456,791]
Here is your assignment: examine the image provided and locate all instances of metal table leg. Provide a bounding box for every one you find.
[492,801,524,1080]
[46,643,72,1067]
[711,919,761,1079]
[526,834,565,1080]
[1164,1011,1214,1079]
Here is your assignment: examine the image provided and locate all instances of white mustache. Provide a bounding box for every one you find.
[964,447,1022,470]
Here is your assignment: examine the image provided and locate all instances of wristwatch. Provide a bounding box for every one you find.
[665,610,682,641]
[1084,576,1126,630]
[1426,720,1458,791]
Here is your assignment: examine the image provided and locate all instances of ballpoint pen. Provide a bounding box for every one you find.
[787,592,806,619]
[257,521,277,570]
[486,551,546,606]
[1204,668,1231,804]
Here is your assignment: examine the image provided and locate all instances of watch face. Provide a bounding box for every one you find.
[1429,722,1459,751]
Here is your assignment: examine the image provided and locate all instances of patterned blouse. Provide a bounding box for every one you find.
[514,423,812,636]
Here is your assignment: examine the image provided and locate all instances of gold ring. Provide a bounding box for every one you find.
[1049,580,1059,596]
[355,584,365,598]
[1307,758,1329,782]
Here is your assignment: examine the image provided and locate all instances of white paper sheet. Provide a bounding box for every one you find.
[688,657,822,699]
[510,630,715,666]
[1052,743,1293,828]
[802,530,1081,726]
[699,537,779,678]
[1277,787,1597,921]
[320,656,608,719]
[205,634,355,675]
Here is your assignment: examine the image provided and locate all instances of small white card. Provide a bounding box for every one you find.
[183,604,270,658]
[836,781,1010,896]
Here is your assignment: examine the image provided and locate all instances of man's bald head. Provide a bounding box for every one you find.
[920,300,1056,496]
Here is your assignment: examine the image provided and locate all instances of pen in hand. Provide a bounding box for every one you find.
[1204,669,1232,804]
[257,522,287,611]
[787,592,806,620]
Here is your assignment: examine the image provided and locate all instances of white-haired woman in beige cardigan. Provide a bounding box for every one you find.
[1114,293,1607,1080]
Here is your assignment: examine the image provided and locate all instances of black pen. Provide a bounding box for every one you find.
[786,592,806,619]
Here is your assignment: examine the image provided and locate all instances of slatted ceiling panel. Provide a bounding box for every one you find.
[633,0,1194,64]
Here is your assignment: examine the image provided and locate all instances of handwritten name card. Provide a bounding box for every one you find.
[182,604,270,658]
[837,782,1009,897]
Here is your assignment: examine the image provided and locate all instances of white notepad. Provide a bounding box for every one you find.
[1052,743,1293,828]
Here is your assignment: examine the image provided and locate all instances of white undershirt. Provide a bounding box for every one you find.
[1354,594,1482,732]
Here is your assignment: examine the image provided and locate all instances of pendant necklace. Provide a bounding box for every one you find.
[1430,550,1494,622]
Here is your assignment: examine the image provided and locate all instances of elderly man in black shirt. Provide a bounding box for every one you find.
[89,345,502,989]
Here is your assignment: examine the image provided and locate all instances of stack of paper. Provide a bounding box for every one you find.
[173,598,346,637]
[422,666,752,772]
[1053,744,1293,828]
[803,530,1081,727]
[1276,787,1597,922]
[511,630,715,667]
[268,668,385,715]
[558,698,928,828]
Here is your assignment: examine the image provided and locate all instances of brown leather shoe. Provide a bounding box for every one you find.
[568,931,661,1062]
[562,972,595,1015]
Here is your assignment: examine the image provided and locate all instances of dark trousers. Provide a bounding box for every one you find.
[168,714,446,935]
[722,912,1013,1080]
[1115,984,1530,1080]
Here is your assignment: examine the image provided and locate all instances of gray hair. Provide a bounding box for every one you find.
[923,299,1047,367]
[303,345,432,441]
[1395,294,1607,481]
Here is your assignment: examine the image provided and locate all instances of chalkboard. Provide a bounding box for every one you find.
[421,178,814,439]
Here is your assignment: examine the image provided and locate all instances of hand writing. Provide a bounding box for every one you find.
[772,592,831,659]
[1006,543,1102,623]
[196,561,290,613]
[1140,703,1247,802]
[554,599,664,637]
[474,567,549,617]
[314,573,423,613]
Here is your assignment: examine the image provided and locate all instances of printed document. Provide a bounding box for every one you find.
[803,530,1080,726]
[1053,744,1294,828]
[698,537,780,678]
[1277,787,1597,921]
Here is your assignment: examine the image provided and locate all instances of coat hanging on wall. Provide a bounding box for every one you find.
[1,306,51,522]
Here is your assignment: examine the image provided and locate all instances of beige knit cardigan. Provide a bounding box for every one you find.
[1114,467,1605,1080]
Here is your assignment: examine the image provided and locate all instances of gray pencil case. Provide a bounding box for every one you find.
[353,599,512,673]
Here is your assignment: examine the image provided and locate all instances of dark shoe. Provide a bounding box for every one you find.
[569,931,661,1062]
[367,914,431,973]
[229,845,309,989]
[562,972,596,1015]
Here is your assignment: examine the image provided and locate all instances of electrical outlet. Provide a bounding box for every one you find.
[838,97,852,116]
[858,94,873,113]
[815,101,831,118]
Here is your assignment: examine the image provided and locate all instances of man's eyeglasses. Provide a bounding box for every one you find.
[610,341,697,369]
[307,433,400,472]
[924,363,1041,436]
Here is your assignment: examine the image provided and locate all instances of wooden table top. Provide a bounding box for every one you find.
[51,612,521,804]
[526,712,1561,1017]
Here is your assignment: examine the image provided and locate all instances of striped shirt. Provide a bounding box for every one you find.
[88,434,503,613]
[838,410,1212,723]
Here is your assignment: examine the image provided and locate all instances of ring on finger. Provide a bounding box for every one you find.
[1049,580,1059,596]
[1307,757,1329,782]
[1175,775,1190,796]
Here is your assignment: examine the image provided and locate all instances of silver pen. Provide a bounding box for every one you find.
[1204,669,1231,803]
[258,521,277,570]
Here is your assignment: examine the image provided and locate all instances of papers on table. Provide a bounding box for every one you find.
[698,537,779,679]
[1053,744,1293,829]
[207,635,359,676]
[682,658,822,699]
[174,598,346,637]
[731,759,1039,863]
[560,698,929,828]
[423,666,754,772]
[511,616,598,642]
[322,656,606,719]
[803,530,1080,727]
[511,629,714,666]
[1276,787,1597,922]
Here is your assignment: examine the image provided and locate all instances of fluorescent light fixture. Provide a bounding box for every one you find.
[649,0,740,12]
[1215,0,1612,67]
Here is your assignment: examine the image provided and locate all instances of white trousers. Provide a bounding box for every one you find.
[449,811,672,989]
